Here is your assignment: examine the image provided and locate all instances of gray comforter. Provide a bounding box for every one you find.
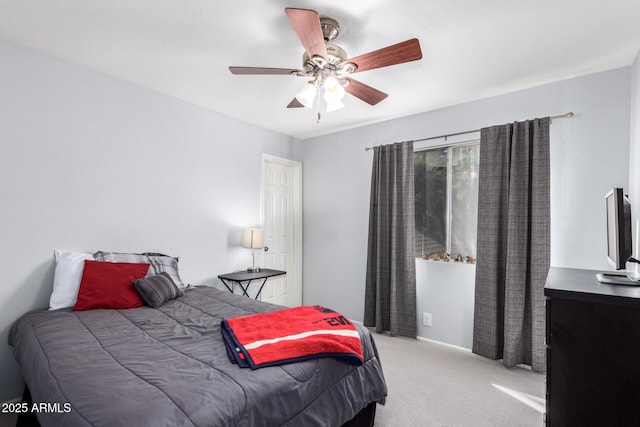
[9,287,387,426]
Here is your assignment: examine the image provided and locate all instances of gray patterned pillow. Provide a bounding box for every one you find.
[133,272,180,308]
[145,254,184,289]
[93,251,147,264]
[94,251,185,288]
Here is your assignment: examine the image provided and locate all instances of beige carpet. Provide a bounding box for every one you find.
[372,333,545,426]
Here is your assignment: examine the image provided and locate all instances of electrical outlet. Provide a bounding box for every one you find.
[422,312,432,327]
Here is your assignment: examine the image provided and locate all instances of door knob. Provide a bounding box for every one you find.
[264,246,269,252]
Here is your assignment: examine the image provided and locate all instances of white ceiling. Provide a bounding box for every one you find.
[1,1,640,139]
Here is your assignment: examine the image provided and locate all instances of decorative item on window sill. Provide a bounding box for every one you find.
[421,252,475,264]
[242,228,264,273]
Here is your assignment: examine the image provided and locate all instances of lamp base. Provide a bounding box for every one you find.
[246,267,261,273]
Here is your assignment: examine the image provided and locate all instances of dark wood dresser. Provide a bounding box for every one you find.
[545,267,640,426]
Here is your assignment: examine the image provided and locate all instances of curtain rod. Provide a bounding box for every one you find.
[363,112,574,151]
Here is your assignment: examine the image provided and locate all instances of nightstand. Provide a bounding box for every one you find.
[218,269,286,300]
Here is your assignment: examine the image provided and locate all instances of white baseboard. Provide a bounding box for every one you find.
[416,336,472,352]
[354,319,473,353]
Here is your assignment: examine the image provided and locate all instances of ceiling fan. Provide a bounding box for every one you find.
[229,7,423,117]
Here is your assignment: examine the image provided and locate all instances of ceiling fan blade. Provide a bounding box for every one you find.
[342,78,388,105]
[229,66,301,75]
[285,8,328,61]
[287,98,305,108]
[347,38,422,73]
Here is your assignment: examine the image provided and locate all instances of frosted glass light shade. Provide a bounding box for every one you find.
[295,82,317,108]
[242,228,264,249]
[325,98,345,112]
[323,76,340,91]
[323,77,345,98]
[323,76,345,112]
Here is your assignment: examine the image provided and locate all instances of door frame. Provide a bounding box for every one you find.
[260,153,303,306]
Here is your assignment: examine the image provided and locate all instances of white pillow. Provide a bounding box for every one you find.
[49,250,94,310]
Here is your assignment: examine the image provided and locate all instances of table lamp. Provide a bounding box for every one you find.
[243,228,264,272]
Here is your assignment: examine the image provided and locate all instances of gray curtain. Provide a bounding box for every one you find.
[364,141,417,338]
[472,117,550,373]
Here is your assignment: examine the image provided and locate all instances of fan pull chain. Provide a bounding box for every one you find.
[316,84,321,124]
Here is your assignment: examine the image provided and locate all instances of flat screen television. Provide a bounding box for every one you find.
[596,188,639,285]
[605,187,632,270]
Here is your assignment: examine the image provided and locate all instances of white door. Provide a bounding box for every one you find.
[260,155,302,307]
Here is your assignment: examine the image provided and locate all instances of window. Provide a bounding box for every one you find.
[414,142,480,261]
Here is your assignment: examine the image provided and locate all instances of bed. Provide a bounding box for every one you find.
[9,285,387,426]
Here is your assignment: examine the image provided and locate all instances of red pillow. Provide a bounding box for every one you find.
[73,260,150,311]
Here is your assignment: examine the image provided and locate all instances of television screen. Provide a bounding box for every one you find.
[605,188,632,270]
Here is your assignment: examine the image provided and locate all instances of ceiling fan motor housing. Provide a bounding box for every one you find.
[299,16,356,77]
[302,43,347,67]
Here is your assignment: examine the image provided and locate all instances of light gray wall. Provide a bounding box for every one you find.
[0,40,299,401]
[630,50,640,276]
[302,68,631,349]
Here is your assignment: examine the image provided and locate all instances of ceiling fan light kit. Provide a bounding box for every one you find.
[229,7,423,121]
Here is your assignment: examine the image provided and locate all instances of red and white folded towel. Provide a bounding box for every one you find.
[221,305,363,369]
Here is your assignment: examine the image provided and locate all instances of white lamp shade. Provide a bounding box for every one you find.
[295,82,317,108]
[242,228,264,249]
[323,76,340,91]
[325,97,345,112]
[323,77,345,112]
